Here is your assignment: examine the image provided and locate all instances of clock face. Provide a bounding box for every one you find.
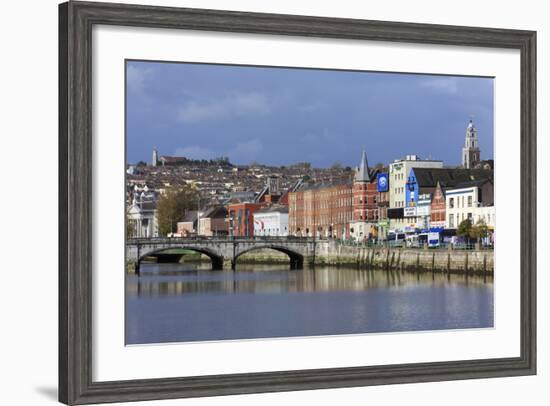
[379,177,387,187]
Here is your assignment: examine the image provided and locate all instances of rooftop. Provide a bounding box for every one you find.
[412,168,493,189]
[256,205,289,214]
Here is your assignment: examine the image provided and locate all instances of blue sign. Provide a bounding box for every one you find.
[405,168,419,207]
[377,173,389,192]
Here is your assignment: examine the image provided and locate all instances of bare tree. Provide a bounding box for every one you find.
[157,185,199,236]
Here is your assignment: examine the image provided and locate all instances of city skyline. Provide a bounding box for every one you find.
[127,60,494,167]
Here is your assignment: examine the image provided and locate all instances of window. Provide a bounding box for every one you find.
[449,214,454,228]
[449,197,454,208]
[467,196,472,207]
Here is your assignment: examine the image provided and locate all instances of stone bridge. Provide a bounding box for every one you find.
[127,237,325,273]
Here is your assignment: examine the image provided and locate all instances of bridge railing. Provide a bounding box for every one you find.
[127,236,318,244]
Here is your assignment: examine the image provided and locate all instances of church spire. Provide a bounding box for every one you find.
[355,150,372,182]
[462,119,480,168]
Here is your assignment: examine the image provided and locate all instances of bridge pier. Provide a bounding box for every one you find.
[211,256,224,271]
[304,255,315,268]
[289,256,304,270]
[223,258,234,271]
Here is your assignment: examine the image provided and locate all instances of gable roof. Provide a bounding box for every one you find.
[411,168,493,190]
[201,205,228,219]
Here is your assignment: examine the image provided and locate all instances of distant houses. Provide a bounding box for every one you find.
[129,119,494,243]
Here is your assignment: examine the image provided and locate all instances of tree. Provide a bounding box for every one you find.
[470,219,489,242]
[212,156,230,166]
[457,219,473,243]
[331,161,343,170]
[136,160,147,167]
[156,186,199,236]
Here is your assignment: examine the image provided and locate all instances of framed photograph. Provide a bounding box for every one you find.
[59,1,536,404]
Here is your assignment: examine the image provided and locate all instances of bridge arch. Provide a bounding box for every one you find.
[137,246,224,273]
[234,245,304,270]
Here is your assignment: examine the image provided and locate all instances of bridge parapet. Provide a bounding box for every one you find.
[126,237,329,273]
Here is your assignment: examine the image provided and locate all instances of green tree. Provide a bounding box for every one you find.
[331,161,343,170]
[156,186,199,236]
[470,219,489,242]
[457,219,473,244]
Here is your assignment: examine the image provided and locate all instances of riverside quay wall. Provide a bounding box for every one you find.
[314,243,493,274]
[238,244,493,274]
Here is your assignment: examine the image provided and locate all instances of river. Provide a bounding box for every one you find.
[126,262,493,344]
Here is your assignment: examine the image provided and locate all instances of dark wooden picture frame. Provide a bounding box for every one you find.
[59,1,536,404]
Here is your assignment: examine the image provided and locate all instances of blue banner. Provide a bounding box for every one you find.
[377,173,389,192]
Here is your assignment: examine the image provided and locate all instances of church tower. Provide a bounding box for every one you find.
[353,150,378,223]
[462,119,480,168]
[152,148,158,167]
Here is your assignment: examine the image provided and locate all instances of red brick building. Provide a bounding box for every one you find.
[349,151,379,241]
[227,202,268,237]
[288,179,353,239]
[430,182,446,228]
[352,151,379,222]
[288,151,378,240]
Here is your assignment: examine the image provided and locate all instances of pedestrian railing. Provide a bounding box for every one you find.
[335,239,494,250]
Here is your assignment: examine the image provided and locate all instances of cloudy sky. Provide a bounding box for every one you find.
[126,60,494,168]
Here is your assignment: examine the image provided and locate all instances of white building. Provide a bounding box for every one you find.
[403,193,432,230]
[445,186,495,229]
[127,199,158,238]
[253,206,289,237]
[388,155,443,230]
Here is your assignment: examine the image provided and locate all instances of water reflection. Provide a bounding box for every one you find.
[126,263,494,344]
[128,263,492,298]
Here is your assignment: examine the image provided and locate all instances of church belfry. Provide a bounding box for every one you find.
[462,119,480,168]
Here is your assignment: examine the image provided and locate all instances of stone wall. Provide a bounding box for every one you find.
[232,243,493,274]
[316,242,493,274]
